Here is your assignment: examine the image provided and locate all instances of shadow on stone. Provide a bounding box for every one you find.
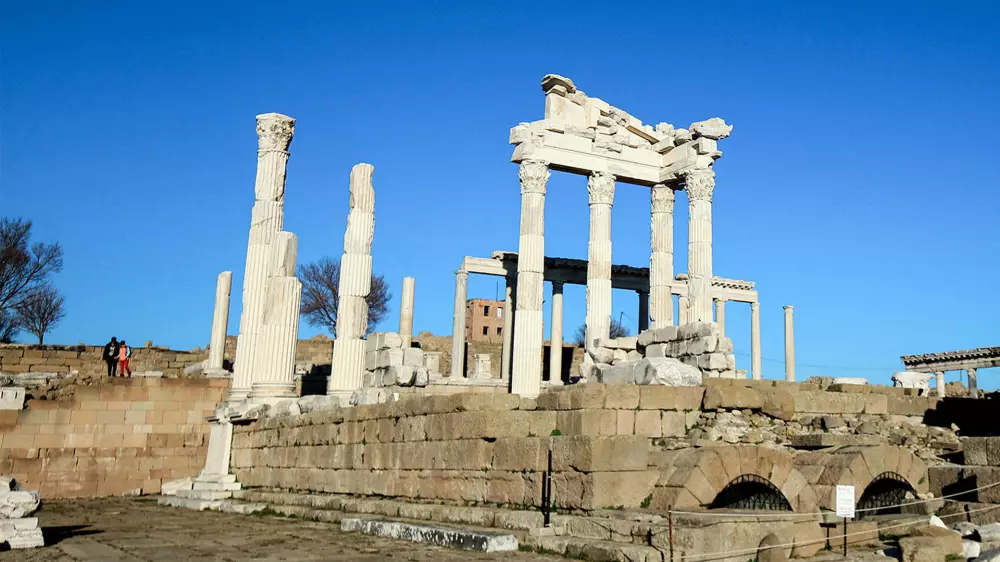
[40,525,103,546]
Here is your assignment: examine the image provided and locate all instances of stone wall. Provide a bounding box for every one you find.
[0,344,206,380]
[0,377,228,498]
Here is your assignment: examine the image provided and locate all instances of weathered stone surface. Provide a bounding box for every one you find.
[757,533,789,562]
[900,525,962,562]
[637,357,702,386]
[702,384,763,411]
[638,386,705,410]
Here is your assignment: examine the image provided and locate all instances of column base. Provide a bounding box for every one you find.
[204,368,232,379]
[247,382,296,406]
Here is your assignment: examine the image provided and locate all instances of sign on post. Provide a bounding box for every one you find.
[835,485,856,518]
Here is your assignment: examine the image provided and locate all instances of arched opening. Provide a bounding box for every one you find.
[857,472,916,519]
[709,474,794,511]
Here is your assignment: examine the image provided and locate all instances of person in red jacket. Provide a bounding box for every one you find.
[118,340,133,377]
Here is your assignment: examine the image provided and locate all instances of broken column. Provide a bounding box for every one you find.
[328,163,376,402]
[969,367,979,399]
[450,269,468,378]
[936,371,946,397]
[511,159,549,398]
[784,305,796,382]
[469,353,492,379]
[205,271,233,378]
[649,185,675,329]
[399,276,415,349]
[678,296,690,325]
[585,171,614,348]
[231,113,295,403]
[549,281,564,385]
[248,232,301,405]
[0,476,43,549]
[682,168,715,324]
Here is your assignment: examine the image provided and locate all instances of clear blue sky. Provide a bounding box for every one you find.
[2,1,998,386]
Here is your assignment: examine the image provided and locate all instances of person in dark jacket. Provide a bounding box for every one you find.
[102,337,120,377]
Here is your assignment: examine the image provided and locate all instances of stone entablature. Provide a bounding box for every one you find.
[901,346,1000,371]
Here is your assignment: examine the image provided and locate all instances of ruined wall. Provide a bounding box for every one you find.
[0,344,206,380]
[0,377,228,498]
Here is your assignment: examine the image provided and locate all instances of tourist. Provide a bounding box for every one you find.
[118,340,133,378]
[102,337,120,377]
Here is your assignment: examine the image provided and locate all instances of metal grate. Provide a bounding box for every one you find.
[709,474,794,511]
[857,472,915,519]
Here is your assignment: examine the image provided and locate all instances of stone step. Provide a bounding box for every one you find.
[175,489,233,501]
[157,494,267,515]
[522,534,661,562]
[192,481,241,492]
[340,517,518,553]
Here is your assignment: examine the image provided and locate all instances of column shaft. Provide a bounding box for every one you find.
[935,371,946,397]
[399,276,415,349]
[249,275,301,404]
[678,296,690,325]
[586,172,614,348]
[638,291,649,332]
[968,368,979,399]
[750,302,762,380]
[511,160,548,398]
[715,299,726,337]
[231,113,295,403]
[650,185,675,329]
[450,271,469,378]
[784,305,795,382]
[500,276,515,381]
[207,271,233,376]
[683,169,715,323]
[329,164,376,400]
[549,282,564,385]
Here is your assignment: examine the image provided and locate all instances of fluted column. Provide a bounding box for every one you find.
[750,302,762,380]
[511,160,549,398]
[231,113,295,403]
[206,271,233,378]
[549,282,564,385]
[650,185,675,329]
[638,291,649,332]
[715,299,727,336]
[500,276,515,381]
[968,368,979,399]
[249,232,300,404]
[450,270,468,378]
[682,168,715,323]
[935,372,946,397]
[586,172,615,348]
[399,276,415,349]
[678,296,690,325]
[784,305,796,382]
[329,164,376,401]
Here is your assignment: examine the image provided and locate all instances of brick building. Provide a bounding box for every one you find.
[465,299,505,342]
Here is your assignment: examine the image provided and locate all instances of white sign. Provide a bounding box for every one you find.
[835,485,856,518]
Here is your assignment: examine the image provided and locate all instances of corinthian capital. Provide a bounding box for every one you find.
[587,171,615,206]
[651,184,675,213]
[519,160,549,195]
[256,113,296,152]
[682,168,715,202]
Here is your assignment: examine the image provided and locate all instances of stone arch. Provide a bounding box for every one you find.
[792,445,927,512]
[856,471,917,519]
[650,446,818,512]
[710,473,794,511]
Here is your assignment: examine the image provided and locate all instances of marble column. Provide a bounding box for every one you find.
[750,302,762,380]
[682,168,715,323]
[784,305,796,382]
[585,172,615,348]
[650,185,675,329]
[715,299,727,337]
[678,296,690,325]
[231,113,295,403]
[500,276,515,381]
[638,291,649,332]
[206,271,233,378]
[968,368,979,399]
[249,232,301,404]
[935,371,946,397]
[511,160,549,398]
[549,282,564,385]
[399,276,415,349]
[328,164,376,400]
[450,270,468,379]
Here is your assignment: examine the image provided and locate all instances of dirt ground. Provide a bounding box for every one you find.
[1,497,559,561]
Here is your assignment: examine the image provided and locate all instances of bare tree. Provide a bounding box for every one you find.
[572,317,631,346]
[0,218,63,313]
[0,309,18,344]
[14,284,65,344]
[298,257,391,337]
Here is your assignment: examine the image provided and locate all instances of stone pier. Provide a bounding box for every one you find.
[450,270,468,378]
[683,168,715,323]
[936,372,946,397]
[649,185,675,329]
[399,276,415,349]
[231,113,295,403]
[248,232,300,405]
[751,302,762,380]
[585,171,614,348]
[510,159,548,397]
[968,367,979,399]
[715,299,726,336]
[329,164,376,401]
[549,281,564,385]
[206,271,232,378]
[784,305,796,382]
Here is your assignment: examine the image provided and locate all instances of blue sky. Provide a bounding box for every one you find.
[2,1,998,386]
